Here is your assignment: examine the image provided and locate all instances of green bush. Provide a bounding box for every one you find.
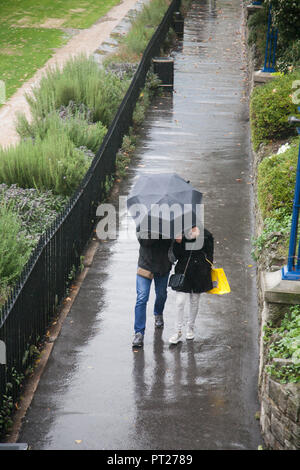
[248,1,300,72]
[0,184,68,247]
[264,305,300,383]
[0,204,31,290]
[252,207,291,261]
[250,71,300,150]
[0,131,91,196]
[105,0,169,63]
[121,0,169,57]
[257,138,299,217]
[0,184,68,305]
[138,0,170,26]
[17,108,107,154]
[277,40,300,74]
[23,54,129,127]
[122,23,155,57]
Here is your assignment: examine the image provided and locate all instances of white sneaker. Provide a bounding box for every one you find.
[169,331,182,344]
[186,327,195,340]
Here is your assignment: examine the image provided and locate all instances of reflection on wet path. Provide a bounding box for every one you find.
[18,0,262,450]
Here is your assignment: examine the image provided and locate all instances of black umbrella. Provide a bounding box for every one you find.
[127,173,203,239]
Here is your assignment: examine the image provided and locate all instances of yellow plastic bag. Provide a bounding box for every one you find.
[207,267,231,295]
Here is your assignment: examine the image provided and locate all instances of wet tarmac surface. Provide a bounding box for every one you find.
[18,0,262,450]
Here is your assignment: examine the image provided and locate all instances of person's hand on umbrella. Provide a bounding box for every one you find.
[175,233,183,243]
[188,226,200,239]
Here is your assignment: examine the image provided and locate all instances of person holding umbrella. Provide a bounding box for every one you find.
[132,233,172,348]
[169,226,214,344]
[127,173,203,349]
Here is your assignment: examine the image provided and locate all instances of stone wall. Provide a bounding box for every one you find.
[260,373,300,449]
[257,291,300,449]
[243,5,300,450]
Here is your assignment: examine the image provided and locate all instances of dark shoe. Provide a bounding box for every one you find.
[132,332,144,348]
[154,314,164,328]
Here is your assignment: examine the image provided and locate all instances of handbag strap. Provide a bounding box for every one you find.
[205,256,213,267]
[183,250,192,275]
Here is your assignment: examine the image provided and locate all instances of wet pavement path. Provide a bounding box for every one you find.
[18,0,262,450]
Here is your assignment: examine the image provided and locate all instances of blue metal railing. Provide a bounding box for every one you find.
[282,110,300,280]
[262,4,278,73]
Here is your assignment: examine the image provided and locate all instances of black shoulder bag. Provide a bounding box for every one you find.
[168,250,192,290]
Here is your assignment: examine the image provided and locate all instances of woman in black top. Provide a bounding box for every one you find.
[169,226,214,344]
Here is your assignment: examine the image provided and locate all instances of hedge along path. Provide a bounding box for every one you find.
[0,0,142,150]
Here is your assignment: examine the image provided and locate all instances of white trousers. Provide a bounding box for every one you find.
[175,292,201,331]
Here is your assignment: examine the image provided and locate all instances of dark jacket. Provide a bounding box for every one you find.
[137,233,172,276]
[171,228,214,293]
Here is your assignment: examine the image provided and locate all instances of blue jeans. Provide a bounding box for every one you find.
[134,273,169,335]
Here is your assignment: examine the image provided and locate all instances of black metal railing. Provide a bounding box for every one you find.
[0,0,181,406]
